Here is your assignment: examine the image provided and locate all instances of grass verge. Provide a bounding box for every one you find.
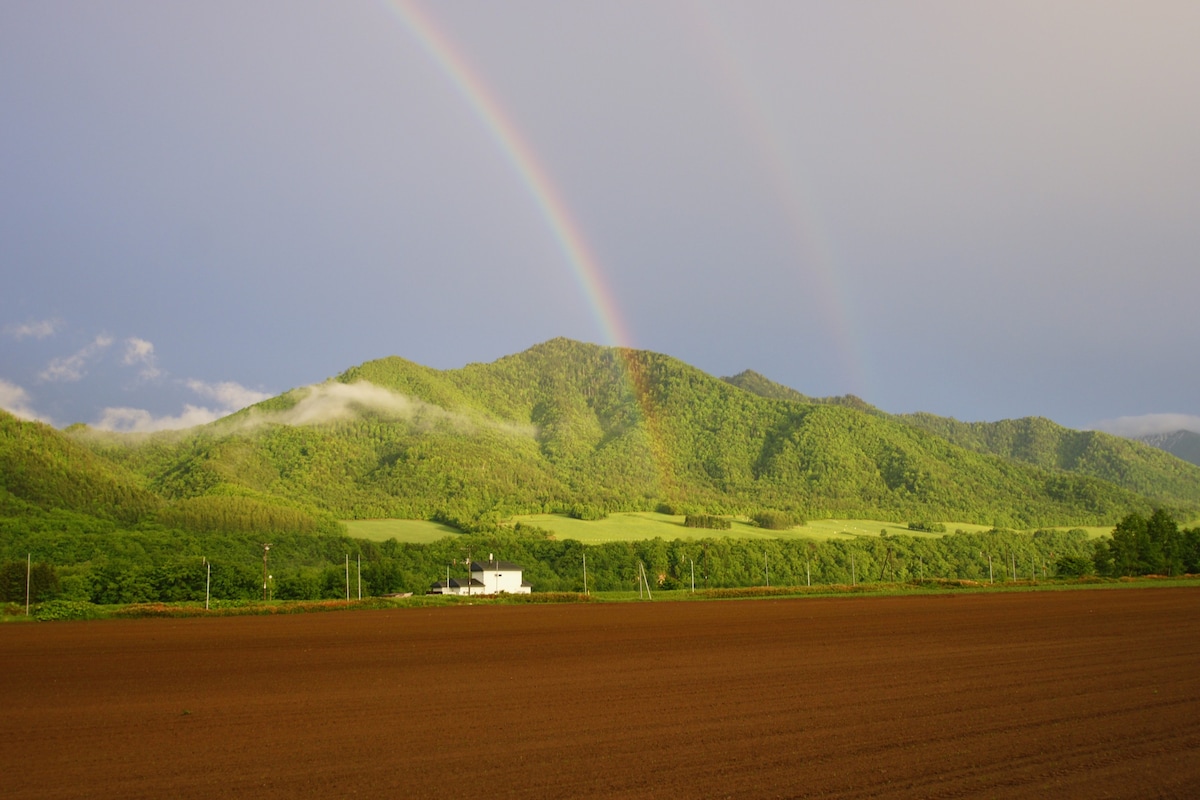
[7,576,1197,621]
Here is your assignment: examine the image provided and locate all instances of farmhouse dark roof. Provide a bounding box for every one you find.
[430,577,487,589]
[470,560,523,572]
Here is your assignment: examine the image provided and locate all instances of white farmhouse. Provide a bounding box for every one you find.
[429,558,531,595]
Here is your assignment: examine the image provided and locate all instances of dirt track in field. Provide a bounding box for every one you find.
[3,588,1199,799]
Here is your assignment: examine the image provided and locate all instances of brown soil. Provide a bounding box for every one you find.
[3,588,1199,799]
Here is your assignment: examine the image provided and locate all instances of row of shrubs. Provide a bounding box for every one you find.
[682,511,805,530]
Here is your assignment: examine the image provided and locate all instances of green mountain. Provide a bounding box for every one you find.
[1137,430,1200,468]
[57,338,1200,529]
[721,370,880,414]
[719,367,1200,515]
[0,411,161,523]
[894,413,1200,510]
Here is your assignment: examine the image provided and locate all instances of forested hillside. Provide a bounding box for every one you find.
[720,367,1200,513]
[7,339,1200,606]
[896,413,1200,508]
[55,338,1200,529]
[1,412,160,523]
[721,370,879,413]
[1137,430,1200,468]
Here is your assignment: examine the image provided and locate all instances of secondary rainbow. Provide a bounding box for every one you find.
[691,5,871,400]
[384,1,631,351]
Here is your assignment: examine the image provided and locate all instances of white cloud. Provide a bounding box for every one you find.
[0,379,55,424]
[254,381,429,426]
[5,319,61,340]
[122,337,161,379]
[90,380,536,437]
[237,381,536,437]
[95,404,223,433]
[92,378,271,433]
[39,334,114,382]
[185,379,271,412]
[1086,413,1200,439]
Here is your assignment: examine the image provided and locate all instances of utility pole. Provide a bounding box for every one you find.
[261,544,271,602]
[582,551,588,596]
[345,554,350,602]
[357,553,362,600]
[464,548,472,597]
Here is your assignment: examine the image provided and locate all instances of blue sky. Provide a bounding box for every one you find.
[2,1,1198,436]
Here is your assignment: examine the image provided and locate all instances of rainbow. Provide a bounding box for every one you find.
[383,1,631,351]
[690,5,870,400]
[382,1,674,495]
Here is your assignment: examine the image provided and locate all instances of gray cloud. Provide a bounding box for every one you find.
[5,319,61,340]
[1086,414,1200,439]
[185,378,271,411]
[0,379,54,424]
[39,334,114,382]
[95,404,222,433]
[122,337,162,380]
[93,377,271,432]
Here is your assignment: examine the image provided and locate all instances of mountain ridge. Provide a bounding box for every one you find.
[1136,430,1200,468]
[34,338,1197,531]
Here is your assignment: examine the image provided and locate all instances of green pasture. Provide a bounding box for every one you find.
[342,518,462,543]
[342,512,1115,544]
[510,513,986,543]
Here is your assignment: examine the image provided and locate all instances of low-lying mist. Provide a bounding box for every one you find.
[233,381,537,438]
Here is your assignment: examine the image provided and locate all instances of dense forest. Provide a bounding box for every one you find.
[4,516,1198,605]
[3,338,1200,606]
[59,339,1200,527]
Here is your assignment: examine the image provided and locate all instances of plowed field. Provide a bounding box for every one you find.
[3,588,1199,798]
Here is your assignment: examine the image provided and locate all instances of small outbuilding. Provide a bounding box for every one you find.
[429,558,532,595]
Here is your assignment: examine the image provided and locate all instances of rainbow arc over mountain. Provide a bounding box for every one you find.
[385,1,675,497]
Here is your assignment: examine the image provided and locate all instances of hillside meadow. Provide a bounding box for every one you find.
[344,513,1113,544]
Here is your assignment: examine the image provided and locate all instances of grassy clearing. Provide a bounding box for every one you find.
[344,513,1117,544]
[507,514,1108,543]
[342,518,462,543]
[506,512,910,543]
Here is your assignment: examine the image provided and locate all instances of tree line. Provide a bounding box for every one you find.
[10,518,1182,606]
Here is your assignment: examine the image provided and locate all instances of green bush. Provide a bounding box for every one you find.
[568,504,607,521]
[1054,554,1095,577]
[0,560,60,602]
[908,521,947,533]
[684,514,731,530]
[32,600,98,621]
[751,510,803,530]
